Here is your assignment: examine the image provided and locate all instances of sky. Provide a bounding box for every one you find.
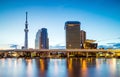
[0,0,120,49]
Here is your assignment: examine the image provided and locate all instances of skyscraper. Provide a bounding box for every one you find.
[65,21,81,49]
[40,28,49,49]
[35,28,49,49]
[80,30,86,48]
[35,30,41,49]
[24,12,29,49]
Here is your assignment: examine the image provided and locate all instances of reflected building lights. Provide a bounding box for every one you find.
[96,59,101,70]
[26,59,33,77]
[54,60,58,75]
[82,60,87,71]
[26,59,32,63]
[81,60,88,77]
[14,60,17,68]
[109,58,116,75]
[0,58,5,67]
[80,58,83,65]
[17,58,23,63]
[40,59,45,73]
[8,58,12,67]
[12,59,18,75]
[67,58,74,77]
[68,58,73,72]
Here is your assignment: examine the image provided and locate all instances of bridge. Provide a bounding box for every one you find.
[0,49,120,58]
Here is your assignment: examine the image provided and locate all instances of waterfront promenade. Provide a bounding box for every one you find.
[0,49,120,58]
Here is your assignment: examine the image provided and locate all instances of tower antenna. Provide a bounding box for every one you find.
[24,12,29,49]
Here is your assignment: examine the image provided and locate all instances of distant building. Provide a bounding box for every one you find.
[65,21,81,49]
[83,39,97,49]
[80,30,86,48]
[35,28,49,49]
[21,46,25,49]
[35,30,41,49]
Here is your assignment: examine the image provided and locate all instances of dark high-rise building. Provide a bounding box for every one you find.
[40,28,49,49]
[35,28,49,49]
[65,21,81,49]
[24,12,29,49]
[80,30,86,48]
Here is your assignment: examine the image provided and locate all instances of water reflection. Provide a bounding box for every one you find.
[39,59,46,77]
[0,58,120,77]
[95,58,120,77]
[47,59,67,77]
[40,59,45,73]
[26,59,33,77]
[81,59,88,77]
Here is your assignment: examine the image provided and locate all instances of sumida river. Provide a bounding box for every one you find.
[0,58,120,77]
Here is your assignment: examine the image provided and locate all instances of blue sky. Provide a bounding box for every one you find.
[0,0,120,49]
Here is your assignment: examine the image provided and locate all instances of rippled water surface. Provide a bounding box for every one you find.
[0,58,120,77]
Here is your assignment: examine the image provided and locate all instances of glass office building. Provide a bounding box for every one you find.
[35,28,49,49]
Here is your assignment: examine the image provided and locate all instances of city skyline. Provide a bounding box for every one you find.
[0,0,120,49]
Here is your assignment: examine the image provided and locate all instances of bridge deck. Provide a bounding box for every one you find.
[0,49,120,53]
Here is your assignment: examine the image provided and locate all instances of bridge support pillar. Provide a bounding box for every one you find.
[4,53,8,58]
[96,53,99,58]
[115,53,117,58]
[67,53,69,58]
[105,53,107,58]
[86,52,88,58]
[48,52,51,58]
[18,52,24,57]
[31,52,36,58]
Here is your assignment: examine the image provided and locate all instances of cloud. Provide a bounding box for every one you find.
[98,45,113,49]
[107,43,116,45]
[113,43,120,48]
[50,42,120,49]
[50,44,65,49]
[98,42,120,49]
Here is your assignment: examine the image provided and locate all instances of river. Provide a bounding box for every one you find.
[0,58,120,77]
